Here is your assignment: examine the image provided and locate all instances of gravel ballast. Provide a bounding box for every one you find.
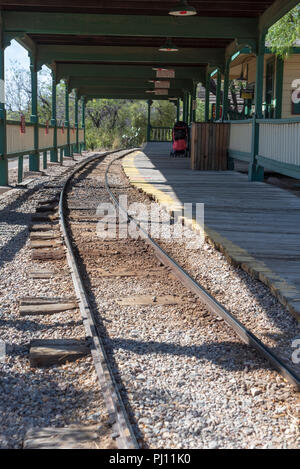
[66,153,300,449]
[0,154,110,448]
[1,151,300,449]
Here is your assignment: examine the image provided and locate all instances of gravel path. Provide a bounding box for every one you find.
[66,154,300,449]
[0,153,110,448]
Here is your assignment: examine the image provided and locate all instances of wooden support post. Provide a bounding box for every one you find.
[43,151,47,170]
[50,69,58,162]
[205,71,210,123]
[248,33,265,182]
[75,90,79,153]
[215,69,221,121]
[222,59,230,121]
[191,83,197,123]
[183,91,188,123]
[0,31,8,186]
[147,99,152,142]
[60,147,63,164]
[275,56,284,119]
[18,156,23,183]
[29,53,40,172]
[64,82,70,156]
[254,34,265,120]
[189,92,193,124]
[81,96,86,151]
[176,99,180,121]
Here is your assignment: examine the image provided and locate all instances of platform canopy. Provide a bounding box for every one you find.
[0,0,298,100]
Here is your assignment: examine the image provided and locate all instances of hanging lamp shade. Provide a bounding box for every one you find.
[169,0,197,16]
[159,38,179,52]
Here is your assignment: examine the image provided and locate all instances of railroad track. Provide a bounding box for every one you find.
[26,149,300,449]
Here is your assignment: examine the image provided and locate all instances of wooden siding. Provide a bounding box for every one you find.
[39,126,54,149]
[191,122,229,170]
[7,123,34,154]
[259,121,300,166]
[229,121,252,154]
[282,54,300,119]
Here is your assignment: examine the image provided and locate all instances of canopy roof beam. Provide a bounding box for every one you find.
[55,63,206,83]
[3,12,258,40]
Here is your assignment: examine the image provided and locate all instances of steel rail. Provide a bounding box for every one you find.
[58,149,140,450]
[105,153,300,391]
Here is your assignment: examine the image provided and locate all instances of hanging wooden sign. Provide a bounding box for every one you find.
[154,89,169,96]
[154,81,170,89]
[156,69,175,79]
[72,124,75,134]
[20,115,26,134]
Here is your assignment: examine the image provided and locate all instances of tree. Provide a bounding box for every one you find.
[267,4,300,58]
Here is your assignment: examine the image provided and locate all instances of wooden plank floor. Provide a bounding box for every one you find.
[123,145,300,319]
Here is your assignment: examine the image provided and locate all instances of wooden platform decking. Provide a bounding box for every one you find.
[123,144,300,320]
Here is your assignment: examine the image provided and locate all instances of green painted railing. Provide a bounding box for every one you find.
[150,126,173,142]
[2,120,85,185]
[228,118,300,179]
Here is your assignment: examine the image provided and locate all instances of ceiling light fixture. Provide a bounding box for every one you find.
[169,0,197,16]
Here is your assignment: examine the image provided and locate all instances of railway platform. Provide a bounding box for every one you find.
[123,143,300,321]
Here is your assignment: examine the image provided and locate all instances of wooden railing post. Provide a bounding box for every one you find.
[222,58,230,121]
[248,33,265,182]
[75,90,79,153]
[50,68,58,162]
[205,71,210,123]
[29,52,40,172]
[81,96,86,151]
[0,27,8,186]
[147,99,152,142]
[64,81,70,156]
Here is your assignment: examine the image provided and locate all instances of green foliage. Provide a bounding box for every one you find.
[195,97,205,122]
[85,99,177,150]
[267,4,300,58]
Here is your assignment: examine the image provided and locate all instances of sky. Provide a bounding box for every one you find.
[5,39,51,85]
[5,40,29,70]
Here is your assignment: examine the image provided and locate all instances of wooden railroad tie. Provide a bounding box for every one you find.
[19,297,78,316]
[29,223,59,232]
[29,339,90,368]
[35,204,58,213]
[89,266,168,278]
[30,239,63,249]
[27,269,56,279]
[117,295,185,306]
[31,213,58,223]
[31,248,65,260]
[23,424,115,450]
[30,231,61,240]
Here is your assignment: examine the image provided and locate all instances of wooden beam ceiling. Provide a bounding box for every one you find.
[55,64,205,83]
[35,45,225,69]
[1,0,298,100]
[3,12,258,39]
[0,1,275,18]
